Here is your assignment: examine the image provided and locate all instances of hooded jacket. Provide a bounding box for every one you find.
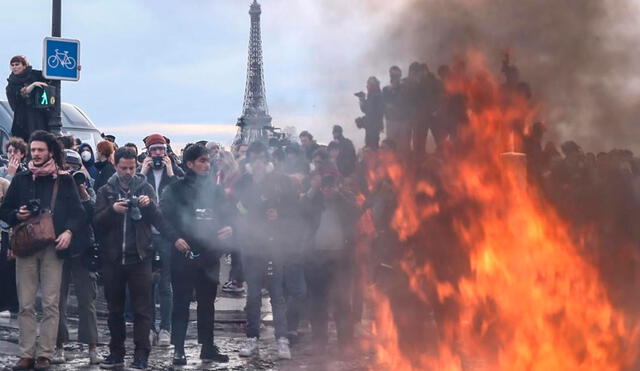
[78,143,98,179]
[93,173,178,264]
[5,67,50,142]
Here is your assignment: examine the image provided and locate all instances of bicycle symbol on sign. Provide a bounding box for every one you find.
[47,49,76,70]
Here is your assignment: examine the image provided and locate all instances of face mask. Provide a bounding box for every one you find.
[81,151,92,162]
[118,173,133,185]
[309,163,316,172]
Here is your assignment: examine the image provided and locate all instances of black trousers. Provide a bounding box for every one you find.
[0,231,18,312]
[305,252,354,345]
[171,252,218,351]
[102,259,152,360]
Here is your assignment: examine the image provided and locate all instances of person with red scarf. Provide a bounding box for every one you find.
[0,130,84,371]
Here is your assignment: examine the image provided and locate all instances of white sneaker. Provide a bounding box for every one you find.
[89,348,103,365]
[52,347,66,364]
[277,337,291,360]
[158,329,171,347]
[149,331,158,347]
[239,337,259,357]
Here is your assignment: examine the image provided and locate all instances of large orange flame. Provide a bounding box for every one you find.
[364,51,639,370]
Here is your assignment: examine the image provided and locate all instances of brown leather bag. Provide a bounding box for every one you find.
[11,179,59,257]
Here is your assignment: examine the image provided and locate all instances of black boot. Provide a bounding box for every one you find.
[173,347,187,366]
[200,344,229,363]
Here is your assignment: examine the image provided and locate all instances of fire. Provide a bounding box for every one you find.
[363,52,639,370]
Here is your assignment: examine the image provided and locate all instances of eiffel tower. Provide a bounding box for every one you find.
[234,0,272,145]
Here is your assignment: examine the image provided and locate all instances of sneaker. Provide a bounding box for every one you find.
[51,348,66,364]
[158,329,171,347]
[89,349,103,365]
[277,337,291,360]
[173,349,187,366]
[222,280,245,294]
[100,354,124,369]
[128,359,148,370]
[239,337,259,357]
[200,344,229,363]
[149,331,158,346]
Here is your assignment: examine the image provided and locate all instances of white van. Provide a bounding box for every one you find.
[0,100,103,151]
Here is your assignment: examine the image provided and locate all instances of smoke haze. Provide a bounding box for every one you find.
[315,0,640,152]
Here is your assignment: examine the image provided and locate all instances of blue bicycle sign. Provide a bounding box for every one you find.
[43,37,80,81]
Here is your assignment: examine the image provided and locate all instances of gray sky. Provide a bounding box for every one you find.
[1,1,408,150]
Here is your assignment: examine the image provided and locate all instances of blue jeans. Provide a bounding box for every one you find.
[284,263,306,333]
[243,255,287,339]
[151,234,173,332]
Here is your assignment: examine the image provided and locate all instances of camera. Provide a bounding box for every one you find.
[152,156,164,169]
[354,91,366,99]
[195,208,215,221]
[121,196,142,221]
[71,171,86,186]
[355,116,366,129]
[25,199,41,215]
[263,126,291,150]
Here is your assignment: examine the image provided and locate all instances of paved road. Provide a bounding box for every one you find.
[0,258,371,370]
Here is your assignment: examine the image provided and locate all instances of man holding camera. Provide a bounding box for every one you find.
[160,143,233,365]
[0,131,84,371]
[94,147,180,370]
[139,133,183,347]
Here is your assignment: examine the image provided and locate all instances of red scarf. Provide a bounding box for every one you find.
[28,158,64,179]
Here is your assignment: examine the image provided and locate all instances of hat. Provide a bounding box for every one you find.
[101,133,116,143]
[144,133,167,148]
[64,149,82,166]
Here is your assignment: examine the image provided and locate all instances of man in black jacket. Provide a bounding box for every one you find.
[160,144,233,365]
[331,125,357,177]
[302,174,359,349]
[94,147,180,371]
[235,141,299,360]
[0,131,84,371]
[357,76,384,149]
[139,133,184,347]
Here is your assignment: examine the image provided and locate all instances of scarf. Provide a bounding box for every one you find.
[7,66,34,86]
[28,158,63,179]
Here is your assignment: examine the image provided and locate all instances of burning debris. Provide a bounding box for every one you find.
[358,52,640,370]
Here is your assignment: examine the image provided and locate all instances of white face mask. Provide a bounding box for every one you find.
[309,163,316,172]
[81,151,92,162]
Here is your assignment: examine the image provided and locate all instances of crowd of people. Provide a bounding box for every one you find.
[4,51,640,371]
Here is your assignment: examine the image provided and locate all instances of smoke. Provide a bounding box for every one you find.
[358,0,640,153]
